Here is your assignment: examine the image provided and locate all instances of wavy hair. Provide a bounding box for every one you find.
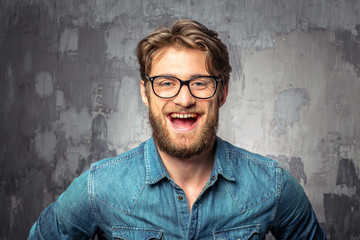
[136,19,232,89]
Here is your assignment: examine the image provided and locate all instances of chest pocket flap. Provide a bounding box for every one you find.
[112,226,163,240]
[213,225,261,240]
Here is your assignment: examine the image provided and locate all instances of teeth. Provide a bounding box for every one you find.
[170,113,197,118]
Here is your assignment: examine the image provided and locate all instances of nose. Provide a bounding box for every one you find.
[173,84,196,108]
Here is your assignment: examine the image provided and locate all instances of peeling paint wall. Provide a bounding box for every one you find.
[0,1,359,239]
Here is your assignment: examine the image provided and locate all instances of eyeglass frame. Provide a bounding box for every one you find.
[145,75,220,99]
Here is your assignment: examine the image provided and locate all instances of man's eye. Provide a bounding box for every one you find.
[159,81,175,87]
[191,81,207,87]
[195,82,206,86]
[155,78,178,88]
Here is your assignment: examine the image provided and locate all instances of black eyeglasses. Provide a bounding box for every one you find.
[146,75,220,99]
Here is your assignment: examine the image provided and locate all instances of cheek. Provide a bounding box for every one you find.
[149,98,168,118]
[206,100,219,112]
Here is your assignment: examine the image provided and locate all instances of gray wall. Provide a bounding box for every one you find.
[1,0,359,239]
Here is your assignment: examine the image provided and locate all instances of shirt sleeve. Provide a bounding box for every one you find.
[28,169,99,240]
[270,169,326,240]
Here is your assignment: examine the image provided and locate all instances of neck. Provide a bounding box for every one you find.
[159,140,215,184]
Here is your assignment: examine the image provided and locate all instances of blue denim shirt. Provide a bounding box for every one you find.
[28,137,326,239]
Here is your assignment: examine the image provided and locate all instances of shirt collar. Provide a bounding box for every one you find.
[213,136,236,182]
[144,138,169,184]
[144,137,235,185]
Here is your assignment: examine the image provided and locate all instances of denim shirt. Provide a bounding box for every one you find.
[28,137,326,240]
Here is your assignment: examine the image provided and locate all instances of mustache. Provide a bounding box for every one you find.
[163,107,206,115]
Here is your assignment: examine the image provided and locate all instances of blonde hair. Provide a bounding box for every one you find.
[136,19,232,88]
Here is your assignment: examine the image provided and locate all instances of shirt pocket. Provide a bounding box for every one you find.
[213,225,261,240]
[112,226,163,240]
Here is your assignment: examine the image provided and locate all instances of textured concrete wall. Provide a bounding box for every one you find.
[0,1,359,239]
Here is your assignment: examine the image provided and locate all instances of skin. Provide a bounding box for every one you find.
[140,46,228,211]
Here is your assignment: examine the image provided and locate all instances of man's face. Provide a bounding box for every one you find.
[141,46,228,159]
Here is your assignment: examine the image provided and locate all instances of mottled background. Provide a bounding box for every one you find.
[1,0,359,239]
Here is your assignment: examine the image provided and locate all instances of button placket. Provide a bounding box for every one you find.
[173,188,190,237]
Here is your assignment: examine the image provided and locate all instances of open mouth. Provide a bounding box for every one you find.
[168,113,200,130]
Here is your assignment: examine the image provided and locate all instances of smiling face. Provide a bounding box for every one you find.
[141,46,228,159]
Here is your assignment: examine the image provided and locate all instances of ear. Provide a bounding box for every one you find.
[140,80,149,107]
[219,83,229,107]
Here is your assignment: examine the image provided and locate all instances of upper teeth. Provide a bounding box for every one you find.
[170,113,197,118]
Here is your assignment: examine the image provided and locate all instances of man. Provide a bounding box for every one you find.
[28,19,326,239]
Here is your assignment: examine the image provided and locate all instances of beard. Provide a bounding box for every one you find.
[149,104,219,159]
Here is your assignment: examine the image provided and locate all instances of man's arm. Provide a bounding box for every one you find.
[270,169,326,239]
[28,169,99,240]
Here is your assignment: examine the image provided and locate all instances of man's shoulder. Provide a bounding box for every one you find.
[86,140,149,189]
[218,138,283,214]
[82,140,150,215]
[90,140,147,171]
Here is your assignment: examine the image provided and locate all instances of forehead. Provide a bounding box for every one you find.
[150,46,208,76]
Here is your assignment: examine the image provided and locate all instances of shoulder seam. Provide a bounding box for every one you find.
[227,146,279,167]
[91,147,145,170]
[269,167,283,230]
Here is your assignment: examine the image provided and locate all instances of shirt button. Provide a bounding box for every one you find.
[211,176,216,180]
[178,195,184,201]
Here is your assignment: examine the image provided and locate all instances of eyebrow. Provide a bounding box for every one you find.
[152,74,211,79]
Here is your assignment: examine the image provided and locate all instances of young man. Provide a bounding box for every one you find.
[28,19,326,239]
